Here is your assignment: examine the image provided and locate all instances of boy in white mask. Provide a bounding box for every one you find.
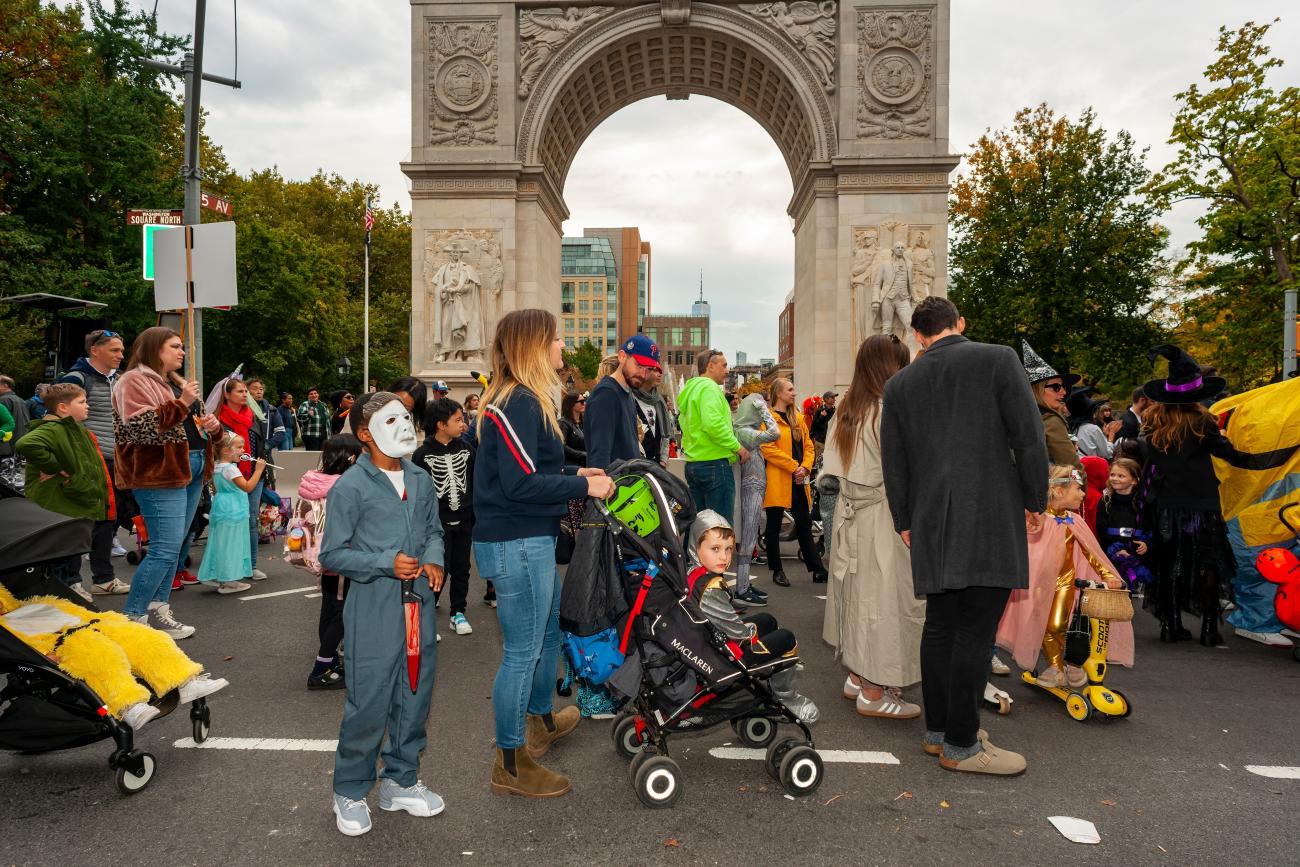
[320,392,446,837]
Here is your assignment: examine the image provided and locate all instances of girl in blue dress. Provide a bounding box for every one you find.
[198,431,266,595]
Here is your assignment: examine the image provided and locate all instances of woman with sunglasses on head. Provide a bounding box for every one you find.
[1021,342,1084,480]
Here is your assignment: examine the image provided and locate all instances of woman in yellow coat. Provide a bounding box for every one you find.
[761,378,827,586]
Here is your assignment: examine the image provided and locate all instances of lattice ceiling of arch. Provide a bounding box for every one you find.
[537,28,815,190]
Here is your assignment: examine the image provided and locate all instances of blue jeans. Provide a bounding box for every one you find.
[247,479,264,571]
[473,536,563,749]
[124,481,193,618]
[174,450,207,584]
[686,458,735,524]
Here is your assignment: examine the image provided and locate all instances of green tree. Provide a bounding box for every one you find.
[1146,20,1299,388]
[949,104,1169,395]
[563,340,604,381]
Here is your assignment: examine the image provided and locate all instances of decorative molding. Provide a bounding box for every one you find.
[739,2,837,93]
[517,6,613,99]
[427,18,499,147]
[410,177,517,194]
[660,0,691,26]
[838,171,948,188]
[855,6,934,140]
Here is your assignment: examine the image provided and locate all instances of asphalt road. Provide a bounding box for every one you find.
[3,536,1298,867]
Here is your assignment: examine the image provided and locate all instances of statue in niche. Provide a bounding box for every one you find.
[432,241,486,362]
[871,242,914,340]
[851,227,881,344]
[910,230,935,300]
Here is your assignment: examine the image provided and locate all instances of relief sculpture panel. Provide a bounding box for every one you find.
[739,2,838,92]
[424,229,504,364]
[518,7,613,99]
[428,19,499,146]
[850,220,935,344]
[856,7,934,140]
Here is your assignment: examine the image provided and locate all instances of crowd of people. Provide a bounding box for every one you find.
[1,295,1296,837]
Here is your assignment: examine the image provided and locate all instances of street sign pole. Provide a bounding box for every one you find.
[181,0,205,387]
[1285,288,1297,379]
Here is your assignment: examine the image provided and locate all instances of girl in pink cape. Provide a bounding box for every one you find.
[997,465,1134,688]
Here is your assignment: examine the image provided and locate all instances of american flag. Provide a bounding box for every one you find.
[364,201,374,234]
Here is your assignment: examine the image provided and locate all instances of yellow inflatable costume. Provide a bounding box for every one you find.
[0,585,200,716]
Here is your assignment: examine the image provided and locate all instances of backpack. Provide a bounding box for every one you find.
[284,495,327,575]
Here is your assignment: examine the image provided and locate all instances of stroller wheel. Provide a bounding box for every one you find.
[734,716,777,749]
[633,755,683,808]
[115,751,156,794]
[764,736,801,781]
[192,716,210,743]
[778,745,824,797]
[612,713,645,760]
[125,551,140,565]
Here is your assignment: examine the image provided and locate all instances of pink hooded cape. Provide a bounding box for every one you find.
[995,511,1135,670]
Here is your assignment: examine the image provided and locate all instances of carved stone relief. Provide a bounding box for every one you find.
[518,7,613,99]
[856,7,934,140]
[428,19,499,146]
[424,229,504,364]
[740,2,837,93]
[850,220,935,343]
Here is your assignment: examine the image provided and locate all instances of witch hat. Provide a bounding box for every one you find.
[1142,344,1226,404]
[1021,340,1080,387]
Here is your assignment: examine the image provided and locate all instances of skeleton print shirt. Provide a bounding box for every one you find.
[412,436,475,526]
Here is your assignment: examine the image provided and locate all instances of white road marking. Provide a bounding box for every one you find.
[1245,765,1300,780]
[175,737,338,751]
[304,593,321,599]
[815,595,827,600]
[238,586,317,602]
[709,746,898,765]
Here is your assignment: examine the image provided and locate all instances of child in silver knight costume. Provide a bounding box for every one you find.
[731,394,781,607]
[687,510,819,723]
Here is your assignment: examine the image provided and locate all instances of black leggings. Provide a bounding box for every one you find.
[739,612,796,664]
[318,573,351,659]
[764,480,823,576]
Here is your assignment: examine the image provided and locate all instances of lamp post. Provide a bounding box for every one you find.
[337,355,352,389]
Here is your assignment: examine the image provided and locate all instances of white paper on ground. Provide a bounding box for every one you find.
[1049,816,1100,844]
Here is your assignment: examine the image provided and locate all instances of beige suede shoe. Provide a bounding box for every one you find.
[939,740,1027,776]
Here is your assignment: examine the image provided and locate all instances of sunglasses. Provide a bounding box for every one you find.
[89,329,120,345]
[1044,383,1067,393]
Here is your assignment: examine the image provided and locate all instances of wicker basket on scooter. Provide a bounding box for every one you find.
[1079,587,1134,622]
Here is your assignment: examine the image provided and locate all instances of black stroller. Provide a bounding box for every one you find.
[562,460,824,808]
[0,488,213,794]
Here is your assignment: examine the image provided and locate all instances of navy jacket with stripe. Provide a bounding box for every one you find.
[472,387,588,543]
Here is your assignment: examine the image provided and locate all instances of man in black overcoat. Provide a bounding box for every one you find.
[881,298,1048,775]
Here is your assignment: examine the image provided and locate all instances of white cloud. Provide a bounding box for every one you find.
[113,1,1299,369]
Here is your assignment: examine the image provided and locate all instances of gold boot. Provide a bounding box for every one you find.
[490,747,571,798]
[525,706,580,759]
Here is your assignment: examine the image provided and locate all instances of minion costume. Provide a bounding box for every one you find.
[320,449,444,803]
[0,584,200,717]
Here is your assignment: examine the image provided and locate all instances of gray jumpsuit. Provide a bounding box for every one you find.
[732,396,780,594]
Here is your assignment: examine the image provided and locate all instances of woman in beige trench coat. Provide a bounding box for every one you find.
[822,335,926,719]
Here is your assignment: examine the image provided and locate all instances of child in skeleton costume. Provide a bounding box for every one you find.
[687,510,819,723]
[413,398,475,636]
[731,394,781,606]
[321,392,445,837]
[996,466,1134,688]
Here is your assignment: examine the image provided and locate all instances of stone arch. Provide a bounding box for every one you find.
[517,3,837,206]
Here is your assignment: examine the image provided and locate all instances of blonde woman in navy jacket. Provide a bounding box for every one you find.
[474,309,615,799]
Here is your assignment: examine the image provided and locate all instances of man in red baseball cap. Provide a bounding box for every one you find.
[583,334,660,470]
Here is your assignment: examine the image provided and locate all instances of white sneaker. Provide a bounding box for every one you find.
[450,613,472,635]
[377,778,445,817]
[146,603,196,640]
[1280,627,1300,641]
[1235,629,1294,647]
[121,702,161,731]
[111,539,128,557]
[178,674,230,704]
[91,577,132,595]
[217,581,251,595]
[250,568,268,582]
[69,582,94,604]
[842,675,861,700]
[990,654,1011,676]
[332,794,372,837]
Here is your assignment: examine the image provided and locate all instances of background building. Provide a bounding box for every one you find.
[583,227,651,341]
[642,312,709,384]
[776,290,795,382]
[560,236,619,354]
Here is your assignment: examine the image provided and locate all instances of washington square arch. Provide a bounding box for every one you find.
[403,0,958,391]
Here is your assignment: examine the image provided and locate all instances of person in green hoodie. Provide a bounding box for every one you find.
[15,383,115,593]
[677,349,750,523]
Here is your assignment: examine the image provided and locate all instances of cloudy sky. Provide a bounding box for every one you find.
[133,1,1297,362]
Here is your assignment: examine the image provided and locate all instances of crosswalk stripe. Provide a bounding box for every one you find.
[709,746,898,765]
[174,737,338,751]
[1245,765,1300,780]
[238,586,317,602]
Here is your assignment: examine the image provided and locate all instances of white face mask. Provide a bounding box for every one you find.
[368,400,418,458]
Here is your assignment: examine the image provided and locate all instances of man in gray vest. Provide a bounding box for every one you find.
[56,329,131,594]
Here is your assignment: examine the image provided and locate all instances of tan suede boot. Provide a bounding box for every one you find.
[525,706,581,759]
[490,748,571,798]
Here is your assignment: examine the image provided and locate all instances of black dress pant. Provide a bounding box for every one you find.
[435,520,472,615]
[919,586,1010,749]
[763,480,823,576]
[88,456,123,582]
[302,435,325,451]
[318,573,352,659]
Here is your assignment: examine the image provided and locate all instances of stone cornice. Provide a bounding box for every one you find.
[400,162,569,230]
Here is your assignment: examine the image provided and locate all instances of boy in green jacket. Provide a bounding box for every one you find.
[16,383,117,593]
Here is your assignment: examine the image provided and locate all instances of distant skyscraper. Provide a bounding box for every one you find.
[736,350,748,366]
[691,271,710,317]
